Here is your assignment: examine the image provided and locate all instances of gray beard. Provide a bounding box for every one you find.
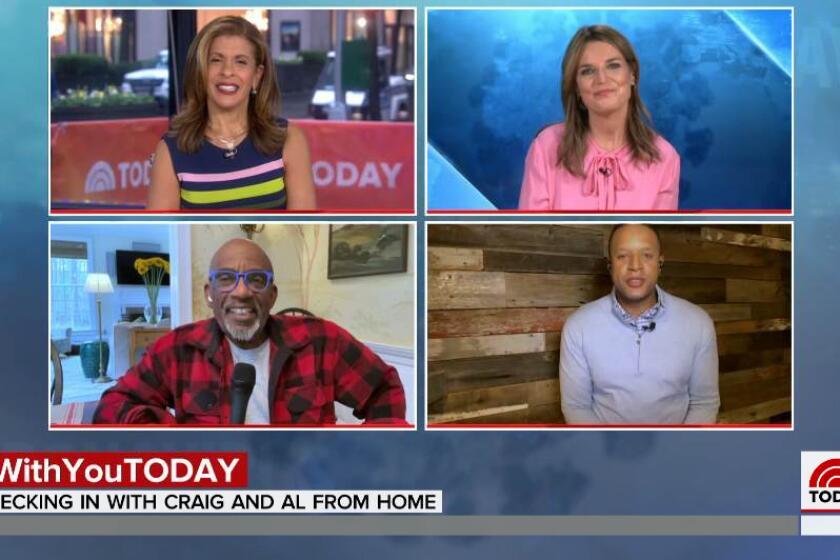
[223,317,261,343]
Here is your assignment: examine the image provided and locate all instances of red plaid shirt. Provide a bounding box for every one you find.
[93,315,406,425]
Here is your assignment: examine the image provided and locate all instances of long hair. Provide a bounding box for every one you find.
[558,25,660,177]
[170,16,286,156]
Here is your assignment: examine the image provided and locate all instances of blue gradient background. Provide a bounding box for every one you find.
[428,8,793,210]
[3,0,840,555]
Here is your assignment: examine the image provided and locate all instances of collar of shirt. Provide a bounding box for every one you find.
[611,285,665,335]
[181,314,312,371]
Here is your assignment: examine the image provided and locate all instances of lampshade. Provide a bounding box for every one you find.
[84,272,114,295]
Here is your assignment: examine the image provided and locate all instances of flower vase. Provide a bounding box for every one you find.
[144,302,163,325]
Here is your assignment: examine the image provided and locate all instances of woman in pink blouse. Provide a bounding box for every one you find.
[519,25,680,211]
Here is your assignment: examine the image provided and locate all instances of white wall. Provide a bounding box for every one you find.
[304,224,414,348]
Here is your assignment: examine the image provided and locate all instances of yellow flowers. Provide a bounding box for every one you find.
[134,258,169,324]
[134,257,170,276]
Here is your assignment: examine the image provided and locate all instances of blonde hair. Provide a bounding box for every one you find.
[558,25,660,177]
[169,16,286,155]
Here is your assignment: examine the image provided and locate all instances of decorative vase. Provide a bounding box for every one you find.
[144,303,163,325]
[80,341,109,380]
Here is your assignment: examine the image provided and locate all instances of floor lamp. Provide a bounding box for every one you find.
[84,272,113,383]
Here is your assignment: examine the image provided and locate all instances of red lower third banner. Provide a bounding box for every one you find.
[50,118,414,210]
[0,452,247,488]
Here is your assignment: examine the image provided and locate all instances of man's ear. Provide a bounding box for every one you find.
[204,283,212,304]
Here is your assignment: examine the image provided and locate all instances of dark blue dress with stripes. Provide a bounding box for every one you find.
[163,121,287,210]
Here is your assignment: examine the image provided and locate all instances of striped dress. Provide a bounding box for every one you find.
[164,127,287,210]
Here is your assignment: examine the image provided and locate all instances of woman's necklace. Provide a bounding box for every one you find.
[208,127,247,159]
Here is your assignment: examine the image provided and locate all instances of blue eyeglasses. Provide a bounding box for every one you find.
[209,269,274,292]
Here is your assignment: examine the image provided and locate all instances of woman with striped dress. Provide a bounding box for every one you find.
[148,16,316,211]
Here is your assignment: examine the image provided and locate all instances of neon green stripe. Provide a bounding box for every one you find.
[180,177,285,204]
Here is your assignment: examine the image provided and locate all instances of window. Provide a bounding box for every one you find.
[51,240,93,333]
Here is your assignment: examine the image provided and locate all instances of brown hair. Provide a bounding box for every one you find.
[169,16,286,156]
[558,25,660,177]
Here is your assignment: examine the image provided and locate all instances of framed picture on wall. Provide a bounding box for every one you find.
[328,224,409,279]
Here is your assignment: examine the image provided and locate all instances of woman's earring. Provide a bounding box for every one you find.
[251,87,257,95]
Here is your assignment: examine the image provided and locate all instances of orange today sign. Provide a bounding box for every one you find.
[51,117,168,207]
[51,118,414,211]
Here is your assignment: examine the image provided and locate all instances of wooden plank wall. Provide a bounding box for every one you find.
[427,224,792,425]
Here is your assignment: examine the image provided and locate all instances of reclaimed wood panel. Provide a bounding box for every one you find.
[428,332,561,361]
[726,279,787,303]
[719,348,791,374]
[429,404,529,424]
[699,304,753,322]
[428,371,447,407]
[720,375,791,412]
[428,247,483,271]
[438,379,561,414]
[717,398,791,424]
[749,302,791,320]
[428,224,604,255]
[483,250,606,275]
[761,224,792,240]
[719,364,789,387]
[505,273,611,308]
[428,271,505,310]
[717,331,791,356]
[658,277,727,304]
[659,228,786,267]
[428,307,575,338]
[446,402,564,425]
[661,261,783,281]
[714,319,790,335]
[701,227,791,252]
[429,351,560,393]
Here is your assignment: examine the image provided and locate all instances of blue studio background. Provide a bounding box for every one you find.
[3,0,840,557]
[428,9,792,210]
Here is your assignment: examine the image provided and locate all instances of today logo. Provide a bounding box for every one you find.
[84,160,152,193]
[802,452,840,510]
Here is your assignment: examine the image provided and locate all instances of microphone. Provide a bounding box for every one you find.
[230,363,256,425]
[643,322,657,332]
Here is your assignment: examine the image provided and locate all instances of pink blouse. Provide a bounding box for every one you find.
[519,123,680,211]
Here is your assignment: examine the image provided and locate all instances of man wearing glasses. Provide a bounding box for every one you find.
[94,238,406,425]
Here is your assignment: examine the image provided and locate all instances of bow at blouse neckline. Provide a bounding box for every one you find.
[582,144,633,211]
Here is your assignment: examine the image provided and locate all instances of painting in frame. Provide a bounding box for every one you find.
[327,224,409,279]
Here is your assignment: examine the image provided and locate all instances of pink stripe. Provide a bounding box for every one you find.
[177,159,284,183]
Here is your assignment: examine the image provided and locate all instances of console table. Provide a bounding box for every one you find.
[113,323,171,378]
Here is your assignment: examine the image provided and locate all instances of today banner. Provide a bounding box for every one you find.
[50,117,414,211]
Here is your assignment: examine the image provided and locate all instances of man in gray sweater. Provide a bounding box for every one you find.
[560,224,720,424]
